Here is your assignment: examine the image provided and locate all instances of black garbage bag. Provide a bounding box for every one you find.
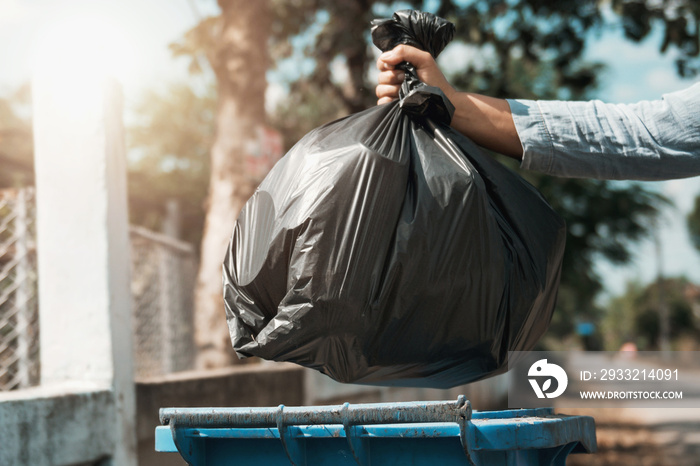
[223,10,566,388]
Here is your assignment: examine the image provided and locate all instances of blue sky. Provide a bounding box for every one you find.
[1,0,699,299]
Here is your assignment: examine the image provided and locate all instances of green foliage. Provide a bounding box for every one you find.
[604,281,645,350]
[127,82,216,246]
[430,1,605,100]
[611,0,700,76]
[168,16,221,76]
[265,0,700,123]
[688,194,700,253]
[533,178,669,337]
[0,84,33,188]
[438,0,699,93]
[269,0,700,133]
[604,277,700,350]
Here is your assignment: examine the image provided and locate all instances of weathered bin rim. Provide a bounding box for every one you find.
[157,399,596,456]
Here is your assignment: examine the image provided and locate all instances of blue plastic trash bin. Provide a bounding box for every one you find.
[156,396,596,465]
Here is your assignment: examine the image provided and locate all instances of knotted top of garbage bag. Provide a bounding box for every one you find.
[371,10,456,125]
[371,10,454,57]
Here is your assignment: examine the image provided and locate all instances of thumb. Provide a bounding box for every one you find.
[380,45,433,68]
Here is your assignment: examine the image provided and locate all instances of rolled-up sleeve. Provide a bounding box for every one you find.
[506,82,700,180]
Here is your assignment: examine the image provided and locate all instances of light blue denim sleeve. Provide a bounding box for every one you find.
[506,82,700,180]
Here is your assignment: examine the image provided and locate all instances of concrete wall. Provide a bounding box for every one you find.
[0,383,115,466]
[136,363,305,466]
[0,361,506,465]
[0,356,306,465]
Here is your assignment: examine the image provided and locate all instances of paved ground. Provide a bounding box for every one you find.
[563,406,700,465]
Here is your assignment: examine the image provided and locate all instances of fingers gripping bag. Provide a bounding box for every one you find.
[223,10,566,388]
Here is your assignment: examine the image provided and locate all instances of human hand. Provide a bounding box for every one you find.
[375,44,456,105]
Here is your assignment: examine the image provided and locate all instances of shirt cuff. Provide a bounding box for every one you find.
[506,99,555,174]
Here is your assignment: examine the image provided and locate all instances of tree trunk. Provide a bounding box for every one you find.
[194,0,270,369]
[339,1,374,113]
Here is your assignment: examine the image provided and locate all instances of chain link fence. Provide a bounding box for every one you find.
[0,188,198,390]
[130,225,197,379]
[0,188,40,390]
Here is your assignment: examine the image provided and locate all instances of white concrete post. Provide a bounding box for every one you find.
[32,74,137,465]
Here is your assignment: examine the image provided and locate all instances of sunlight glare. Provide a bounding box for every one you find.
[32,14,136,109]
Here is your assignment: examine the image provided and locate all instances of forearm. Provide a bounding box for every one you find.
[378,44,699,180]
[509,83,700,180]
[447,91,523,160]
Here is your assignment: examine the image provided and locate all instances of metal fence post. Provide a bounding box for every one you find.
[14,188,30,388]
[160,199,182,373]
[157,242,174,374]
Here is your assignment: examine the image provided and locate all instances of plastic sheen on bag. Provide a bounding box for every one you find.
[223,10,566,388]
